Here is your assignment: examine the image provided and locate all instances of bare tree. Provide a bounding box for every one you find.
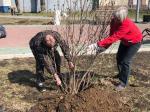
[51,0,116,95]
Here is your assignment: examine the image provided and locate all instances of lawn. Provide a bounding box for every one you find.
[0,52,150,112]
[0,9,149,25]
[0,17,51,25]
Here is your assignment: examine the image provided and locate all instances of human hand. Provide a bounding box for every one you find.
[87,43,97,51]
[68,62,75,71]
[54,73,62,86]
[87,43,106,54]
[96,46,106,54]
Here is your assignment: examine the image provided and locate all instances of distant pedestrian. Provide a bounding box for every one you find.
[10,0,17,15]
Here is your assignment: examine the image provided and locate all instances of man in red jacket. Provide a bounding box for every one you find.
[89,7,143,90]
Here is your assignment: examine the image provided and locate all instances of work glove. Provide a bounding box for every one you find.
[87,43,106,54]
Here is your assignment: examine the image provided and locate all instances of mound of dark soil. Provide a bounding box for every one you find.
[29,86,131,112]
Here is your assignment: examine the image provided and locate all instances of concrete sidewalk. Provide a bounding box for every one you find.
[0,25,149,60]
[0,43,149,60]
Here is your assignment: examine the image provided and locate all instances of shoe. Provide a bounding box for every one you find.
[115,82,126,91]
[41,88,46,92]
[113,74,120,79]
[38,82,43,87]
[36,81,46,92]
[39,87,46,92]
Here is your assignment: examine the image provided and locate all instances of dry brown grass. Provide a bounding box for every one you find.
[0,52,150,111]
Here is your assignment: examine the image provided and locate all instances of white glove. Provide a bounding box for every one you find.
[87,43,106,54]
[87,43,98,51]
[86,43,98,54]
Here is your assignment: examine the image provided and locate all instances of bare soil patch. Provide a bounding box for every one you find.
[0,52,150,112]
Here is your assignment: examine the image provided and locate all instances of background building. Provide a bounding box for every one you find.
[18,0,41,13]
[0,0,149,13]
[0,0,11,12]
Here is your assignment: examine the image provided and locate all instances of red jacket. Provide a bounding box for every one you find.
[97,18,143,48]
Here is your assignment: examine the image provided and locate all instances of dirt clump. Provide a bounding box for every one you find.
[29,86,131,112]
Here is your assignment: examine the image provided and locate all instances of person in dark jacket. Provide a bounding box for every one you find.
[29,30,74,91]
[88,7,143,90]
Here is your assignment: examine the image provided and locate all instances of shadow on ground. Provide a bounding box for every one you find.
[7,70,36,87]
[7,70,60,91]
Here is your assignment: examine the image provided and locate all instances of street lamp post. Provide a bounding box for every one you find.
[135,0,140,22]
[148,0,150,10]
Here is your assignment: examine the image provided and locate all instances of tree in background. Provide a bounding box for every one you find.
[148,0,150,11]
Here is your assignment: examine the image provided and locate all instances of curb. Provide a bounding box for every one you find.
[0,47,149,61]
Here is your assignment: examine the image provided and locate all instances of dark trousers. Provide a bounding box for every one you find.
[116,42,141,85]
[11,8,16,15]
[30,44,61,82]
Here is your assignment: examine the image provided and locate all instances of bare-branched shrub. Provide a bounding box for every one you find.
[52,0,116,95]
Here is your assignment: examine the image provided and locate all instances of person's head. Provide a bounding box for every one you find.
[112,6,128,22]
[44,34,56,47]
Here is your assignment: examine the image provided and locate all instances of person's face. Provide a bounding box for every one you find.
[44,35,56,47]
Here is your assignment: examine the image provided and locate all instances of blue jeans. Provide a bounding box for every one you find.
[116,42,141,85]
